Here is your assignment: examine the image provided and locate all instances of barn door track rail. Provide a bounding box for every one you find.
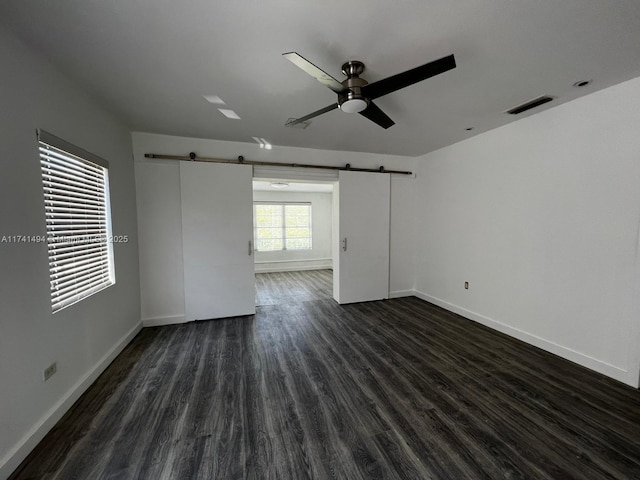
[144,152,412,175]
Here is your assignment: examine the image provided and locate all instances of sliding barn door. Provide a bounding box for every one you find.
[334,170,390,304]
[180,162,255,320]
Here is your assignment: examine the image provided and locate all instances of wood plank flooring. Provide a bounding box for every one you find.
[255,269,333,306]
[10,269,640,479]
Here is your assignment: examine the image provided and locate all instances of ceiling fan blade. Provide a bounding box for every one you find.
[286,103,339,126]
[359,101,395,129]
[283,52,347,93]
[362,54,456,100]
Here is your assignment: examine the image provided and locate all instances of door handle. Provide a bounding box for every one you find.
[342,237,347,252]
[248,240,252,256]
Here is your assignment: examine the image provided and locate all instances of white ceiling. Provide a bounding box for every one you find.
[253,180,333,193]
[2,0,640,156]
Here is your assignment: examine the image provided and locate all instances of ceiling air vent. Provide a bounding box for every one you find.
[507,95,554,115]
[285,118,311,129]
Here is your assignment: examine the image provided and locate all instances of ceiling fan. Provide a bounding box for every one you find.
[283,52,456,129]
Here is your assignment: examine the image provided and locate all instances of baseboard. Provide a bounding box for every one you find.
[254,259,332,273]
[0,321,142,479]
[413,290,632,386]
[142,314,187,327]
[389,289,416,299]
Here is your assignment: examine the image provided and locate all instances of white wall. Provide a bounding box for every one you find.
[253,190,333,273]
[412,76,640,387]
[0,27,141,478]
[389,173,417,298]
[133,132,416,325]
[134,159,186,325]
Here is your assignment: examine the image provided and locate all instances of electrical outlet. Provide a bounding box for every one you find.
[464,281,469,290]
[43,362,57,381]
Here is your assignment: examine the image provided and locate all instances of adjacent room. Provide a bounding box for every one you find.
[252,179,335,306]
[2,1,640,479]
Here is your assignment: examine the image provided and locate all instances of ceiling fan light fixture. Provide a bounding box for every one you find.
[340,98,368,114]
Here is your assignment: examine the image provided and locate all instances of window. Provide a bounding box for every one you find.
[254,203,312,252]
[38,130,115,313]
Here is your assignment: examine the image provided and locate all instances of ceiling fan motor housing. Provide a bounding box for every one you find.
[339,61,369,113]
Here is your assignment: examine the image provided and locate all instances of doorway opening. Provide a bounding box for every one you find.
[252,178,335,306]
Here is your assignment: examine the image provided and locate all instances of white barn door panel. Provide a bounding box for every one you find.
[334,170,390,304]
[181,162,255,320]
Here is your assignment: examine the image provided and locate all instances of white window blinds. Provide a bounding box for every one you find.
[38,130,115,313]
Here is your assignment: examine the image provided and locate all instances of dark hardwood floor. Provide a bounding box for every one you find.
[10,269,640,479]
[255,269,333,306]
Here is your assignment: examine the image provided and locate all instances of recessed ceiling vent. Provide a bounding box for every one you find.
[507,95,554,115]
[285,117,311,129]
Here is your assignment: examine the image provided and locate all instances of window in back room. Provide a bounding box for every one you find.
[253,202,312,252]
